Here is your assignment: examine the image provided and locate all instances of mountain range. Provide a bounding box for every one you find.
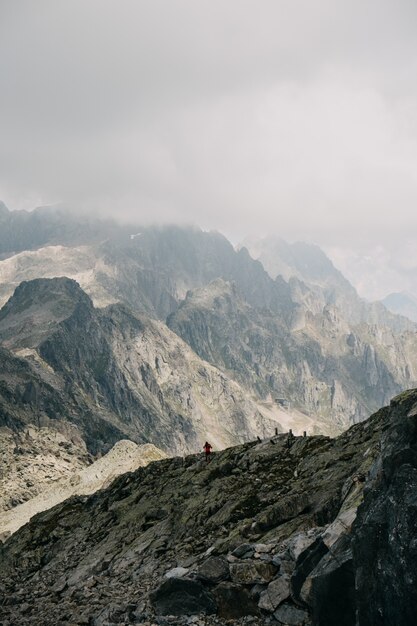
[1,203,417,460]
[1,387,416,625]
[1,204,417,624]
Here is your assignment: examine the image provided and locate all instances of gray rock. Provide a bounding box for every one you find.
[165,567,189,579]
[258,575,290,612]
[279,559,296,575]
[254,543,274,553]
[250,583,267,599]
[287,532,320,561]
[197,556,229,583]
[232,543,254,558]
[230,561,277,584]
[150,577,217,616]
[291,537,328,603]
[274,603,309,625]
[271,556,282,569]
[300,535,354,625]
[213,582,260,619]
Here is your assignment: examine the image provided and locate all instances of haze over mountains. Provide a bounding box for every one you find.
[1,203,417,453]
[381,291,417,323]
[1,203,417,623]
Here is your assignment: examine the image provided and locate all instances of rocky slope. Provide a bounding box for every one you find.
[0,424,91,515]
[0,243,119,310]
[0,390,416,625]
[0,439,165,541]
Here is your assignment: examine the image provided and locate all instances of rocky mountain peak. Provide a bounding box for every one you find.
[0,277,93,350]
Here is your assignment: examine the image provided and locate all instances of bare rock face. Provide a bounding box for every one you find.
[1,392,415,625]
[168,277,417,431]
[351,391,417,626]
[258,575,291,611]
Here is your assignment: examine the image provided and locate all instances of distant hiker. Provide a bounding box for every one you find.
[203,441,212,463]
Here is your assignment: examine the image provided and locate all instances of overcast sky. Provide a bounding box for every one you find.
[1,1,417,296]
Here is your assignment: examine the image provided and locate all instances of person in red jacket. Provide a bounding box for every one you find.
[203,441,213,463]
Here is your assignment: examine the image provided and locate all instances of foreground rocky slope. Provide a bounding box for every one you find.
[1,390,415,625]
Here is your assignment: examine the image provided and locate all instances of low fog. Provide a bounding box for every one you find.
[1,1,417,296]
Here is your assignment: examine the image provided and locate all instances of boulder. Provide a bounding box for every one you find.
[287,530,321,561]
[150,577,217,616]
[165,566,189,578]
[232,543,255,558]
[274,603,309,625]
[254,543,274,553]
[291,537,328,603]
[300,535,354,626]
[230,561,277,584]
[197,556,229,583]
[213,582,260,619]
[258,575,290,612]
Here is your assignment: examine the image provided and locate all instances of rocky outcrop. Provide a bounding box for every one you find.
[1,390,415,624]
[351,390,417,626]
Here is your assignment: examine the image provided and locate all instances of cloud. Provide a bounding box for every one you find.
[1,0,417,250]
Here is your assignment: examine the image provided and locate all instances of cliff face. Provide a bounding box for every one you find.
[351,390,417,626]
[0,390,415,625]
[168,278,417,428]
[0,278,282,456]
